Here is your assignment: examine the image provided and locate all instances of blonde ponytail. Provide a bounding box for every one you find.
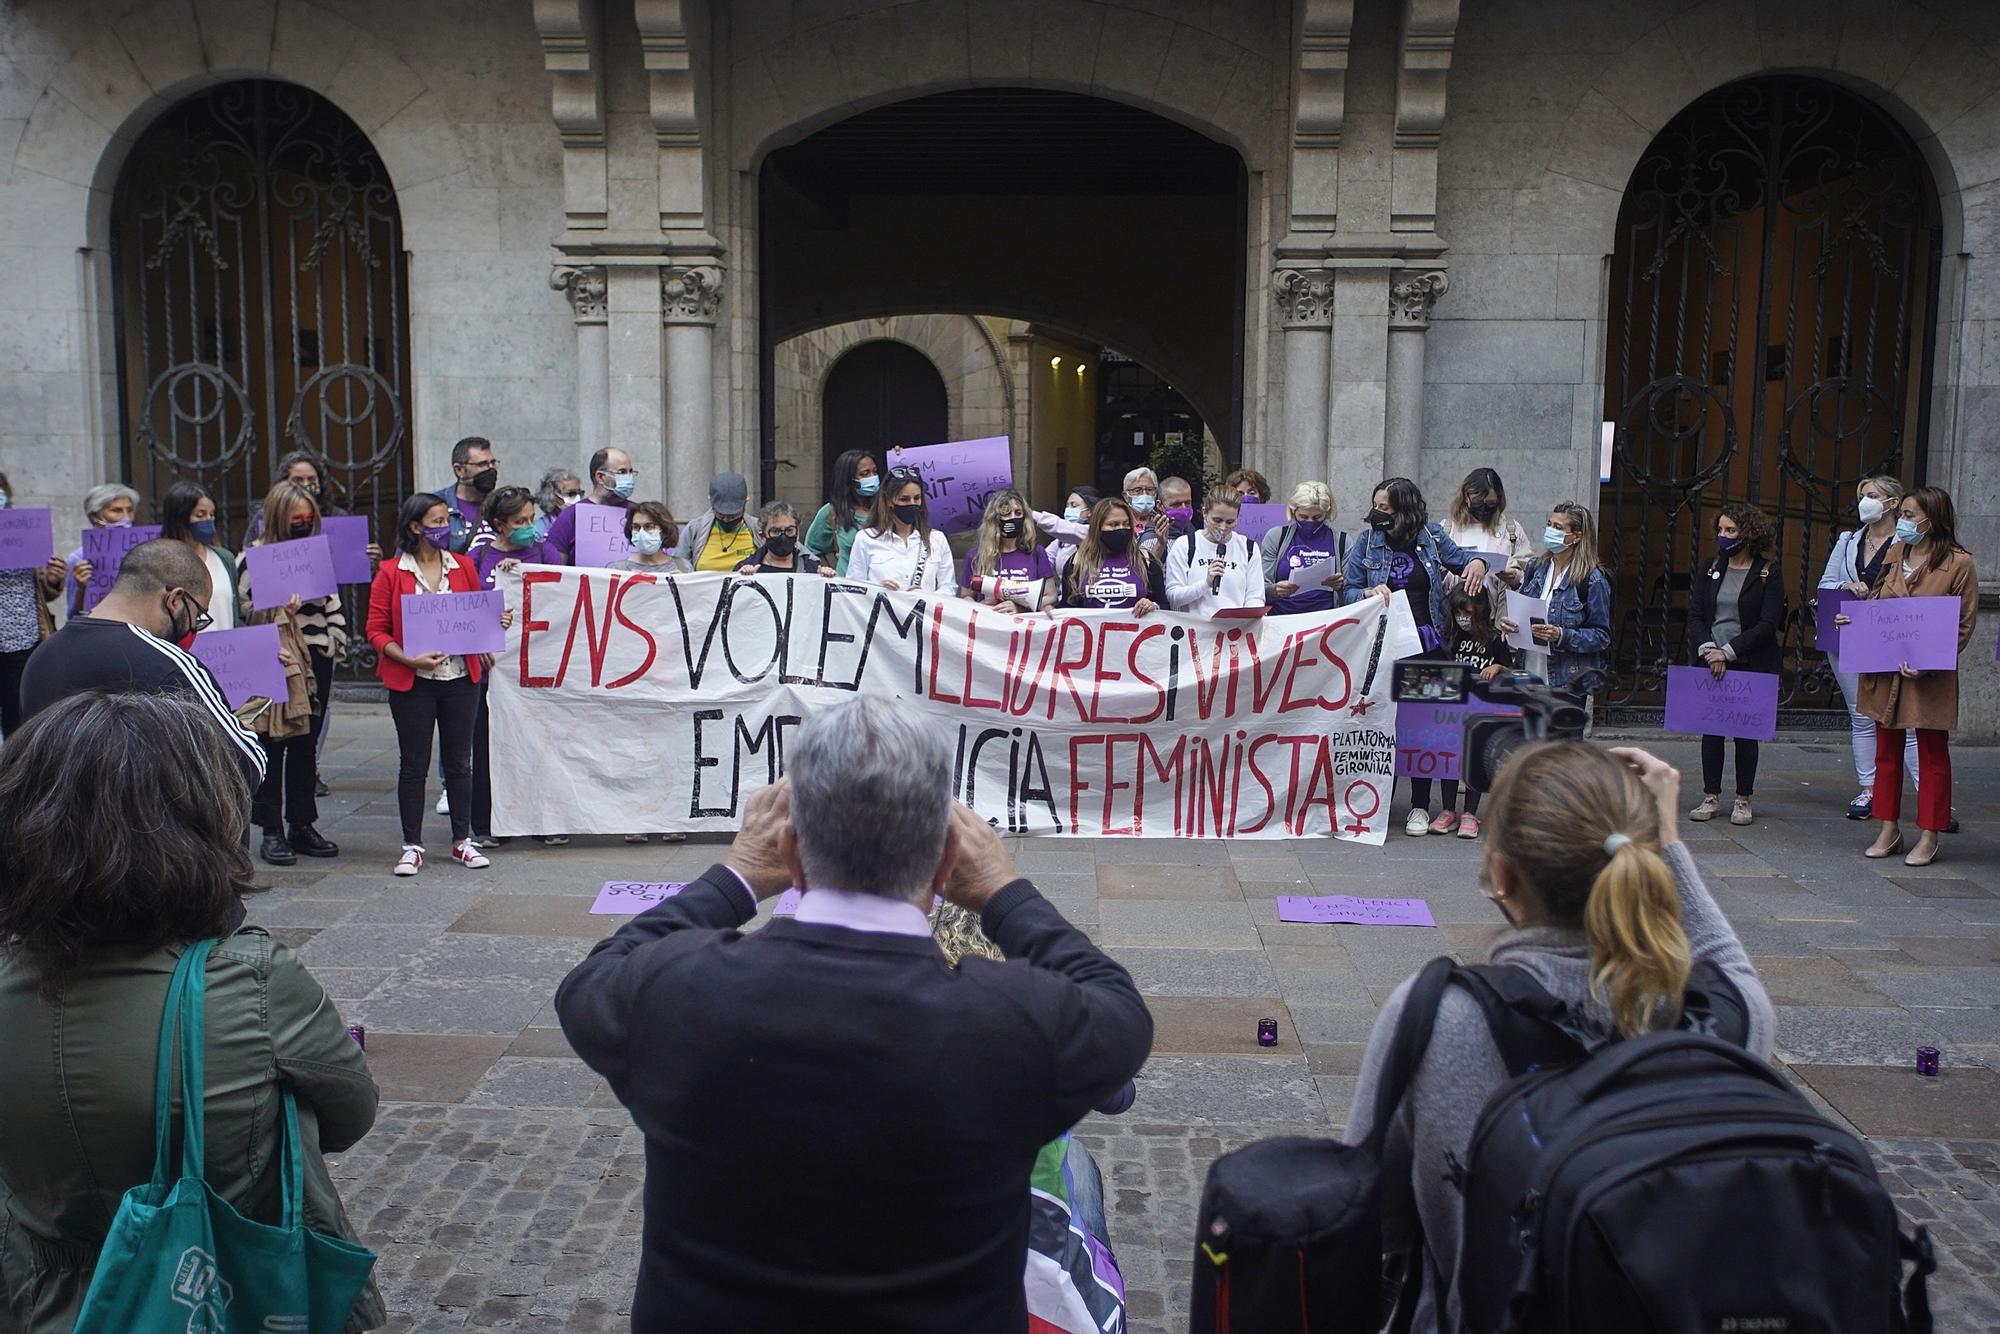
[1583,840,1691,1036]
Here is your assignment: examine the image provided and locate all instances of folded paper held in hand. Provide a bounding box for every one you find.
[400,589,506,656]
[1503,590,1549,652]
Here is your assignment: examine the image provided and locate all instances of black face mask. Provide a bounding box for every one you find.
[892,503,924,528]
[1100,528,1134,555]
[999,517,1024,539]
[289,516,316,538]
[766,533,798,558]
[716,513,742,531]
[1467,499,1498,522]
[469,466,498,495]
[1367,509,1395,532]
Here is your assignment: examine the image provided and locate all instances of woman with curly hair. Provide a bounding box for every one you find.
[1684,502,1784,827]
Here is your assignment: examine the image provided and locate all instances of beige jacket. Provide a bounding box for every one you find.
[1856,544,1979,732]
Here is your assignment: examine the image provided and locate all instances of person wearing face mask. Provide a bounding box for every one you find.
[63,482,141,616]
[1818,475,1919,820]
[1121,466,1169,561]
[961,489,1055,612]
[1263,481,1349,616]
[804,449,881,576]
[737,501,831,577]
[535,466,586,540]
[1444,467,1532,599]
[158,482,238,632]
[1223,468,1273,504]
[1837,486,1979,868]
[1031,485,1101,579]
[20,538,266,791]
[1166,491,1264,615]
[460,486,559,850]
[433,435,499,554]
[1157,476,1196,545]
[1500,503,1613,701]
[1404,586,1518,839]
[1341,478,1490,653]
[1059,498,1164,615]
[609,501,691,578]
[676,472,763,573]
[240,452,380,568]
[1684,504,1784,829]
[0,471,84,739]
[846,467,958,594]
[546,446,640,563]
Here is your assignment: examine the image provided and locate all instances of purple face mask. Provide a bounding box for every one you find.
[421,524,454,550]
[1164,505,1195,525]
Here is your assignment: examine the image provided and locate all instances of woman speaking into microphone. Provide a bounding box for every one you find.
[1166,491,1264,615]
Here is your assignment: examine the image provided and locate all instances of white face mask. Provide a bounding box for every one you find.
[1857,496,1886,523]
[1455,615,1474,630]
[630,530,664,555]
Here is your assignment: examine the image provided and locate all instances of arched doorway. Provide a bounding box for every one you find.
[819,341,949,497]
[113,78,413,553]
[1599,76,1941,709]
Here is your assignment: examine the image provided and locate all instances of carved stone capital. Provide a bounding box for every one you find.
[551,264,607,324]
[660,265,723,324]
[1273,268,1336,327]
[1389,269,1450,329]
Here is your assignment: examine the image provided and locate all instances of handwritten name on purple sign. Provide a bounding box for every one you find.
[1814,588,1857,653]
[573,503,635,568]
[1233,504,1289,543]
[321,515,375,584]
[0,507,53,570]
[887,437,1013,536]
[1275,895,1438,927]
[81,524,163,610]
[187,624,289,708]
[399,589,506,656]
[1663,665,1779,741]
[1394,698,1522,780]
[589,881,687,915]
[1839,596,1961,673]
[245,534,337,609]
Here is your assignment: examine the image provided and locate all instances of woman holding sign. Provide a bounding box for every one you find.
[846,466,957,595]
[1059,498,1164,615]
[961,490,1056,612]
[1819,475,1917,820]
[0,471,65,737]
[159,482,238,632]
[1684,503,1784,828]
[1848,486,1979,867]
[63,482,140,616]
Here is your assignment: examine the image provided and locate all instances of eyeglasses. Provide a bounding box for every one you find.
[765,527,799,540]
[177,590,213,634]
[887,465,922,483]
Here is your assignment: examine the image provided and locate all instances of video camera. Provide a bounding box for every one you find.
[1389,656,1589,794]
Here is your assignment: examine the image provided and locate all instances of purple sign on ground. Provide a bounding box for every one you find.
[1815,588,1858,653]
[0,507,53,570]
[1275,894,1438,927]
[188,624,288,709]
[1233,503,1289,543]
[573,502,635,568]
[1663,665,1779,741]
[589,881,687,915]
[1839,596,1961,673]
[81,524,163,610]
[1394,698,1522,780]
[399,590,506,656]
[321,515,375,584]
[887,437,1013,535]
[245,534,337,609]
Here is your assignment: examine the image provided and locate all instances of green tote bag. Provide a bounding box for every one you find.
[72,938,377,1334]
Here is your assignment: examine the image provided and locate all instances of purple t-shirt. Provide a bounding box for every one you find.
[1076,555,1146,609]
[1271,526,1341,616]
[472,536,557,589]
[962,546,1056,601]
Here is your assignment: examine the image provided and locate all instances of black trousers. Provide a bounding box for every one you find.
[1407,777,1482,815]
[0,645,31,739]
[1702,735,1759,797]
[253,652,331,834]
[471,679,494,837]
[389,674,477,846]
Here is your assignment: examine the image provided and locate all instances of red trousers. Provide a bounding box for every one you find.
[1871,726,1951,831]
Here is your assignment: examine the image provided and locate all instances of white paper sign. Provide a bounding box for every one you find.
[1504,591,1550,652]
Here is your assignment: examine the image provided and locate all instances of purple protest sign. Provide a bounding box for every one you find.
[321,515,374,584]
[573,502,635,568]
[1814,588,1857,653]
[81,524,163,610]
[1394,698,1522,780]
[1275,895,1438,927]
[1839,597,1961,673]
[589,881,687,915]
[187,624,288,709]
[887,437,1013,535]
[0,507,53,570]
[1234,503,1288,543]
[1663,665,1779,741]
[245,534,337,609]
[399,589,506,656]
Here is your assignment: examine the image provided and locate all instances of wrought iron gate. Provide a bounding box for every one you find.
[115,79,411,670]
[1599,76,1940,709]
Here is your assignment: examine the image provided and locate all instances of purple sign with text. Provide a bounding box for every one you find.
[1233,503,1289,543]
[188,624,288,709]
[887,437,1013,535]
[573,503,635,568]
[245,535,337,609]
[399,589,506,656]
[1814,587,1857,653]
[1275,895,1438,927]
[1663,665,1779,741]
[321,515,374,584]
[0,507,53,570]
[1394,698,1522,780]
[589,881,687,915]
[1839,597,1961,673]
[81,524,163,610]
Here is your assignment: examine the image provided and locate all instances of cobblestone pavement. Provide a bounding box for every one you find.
[279,707,2000,1332]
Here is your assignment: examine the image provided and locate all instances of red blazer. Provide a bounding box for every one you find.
[366,552,486,691]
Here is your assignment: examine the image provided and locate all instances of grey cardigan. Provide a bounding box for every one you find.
[1342,841,1774,1333]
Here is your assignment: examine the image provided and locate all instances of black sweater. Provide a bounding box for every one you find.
[554,867,1153,1333]
[1686,555,1785,674]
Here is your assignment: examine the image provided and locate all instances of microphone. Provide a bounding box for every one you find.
[1209,539,1224,594]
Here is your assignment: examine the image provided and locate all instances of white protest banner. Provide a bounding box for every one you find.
[487,570,1422,842]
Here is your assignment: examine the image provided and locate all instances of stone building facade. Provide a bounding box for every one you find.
[1,0,1994,723]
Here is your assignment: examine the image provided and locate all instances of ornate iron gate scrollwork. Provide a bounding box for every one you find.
[115,79,412,675]
[1600,76,1940,709]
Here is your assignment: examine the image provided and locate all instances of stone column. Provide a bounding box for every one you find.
[552,265,609,467]
[1274,268,1336,487]
[661,264,722,519]
[1384,269,1448,484]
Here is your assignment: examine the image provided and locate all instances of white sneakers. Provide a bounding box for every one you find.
[435,790,450,815]
[1404,809,1432,837]
[451,839,491,869]
[394,846,423,876]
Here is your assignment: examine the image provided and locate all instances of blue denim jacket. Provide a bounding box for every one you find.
[1518,557,1614,693]
[1339,521,1486,637]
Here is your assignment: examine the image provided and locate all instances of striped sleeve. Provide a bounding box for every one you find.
[124,624,269,781]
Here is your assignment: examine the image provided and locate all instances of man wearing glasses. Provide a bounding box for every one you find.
[18,538,266,789]
[545,446,641,564]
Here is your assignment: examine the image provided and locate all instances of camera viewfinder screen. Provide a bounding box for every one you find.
[1395,663,1468,704]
